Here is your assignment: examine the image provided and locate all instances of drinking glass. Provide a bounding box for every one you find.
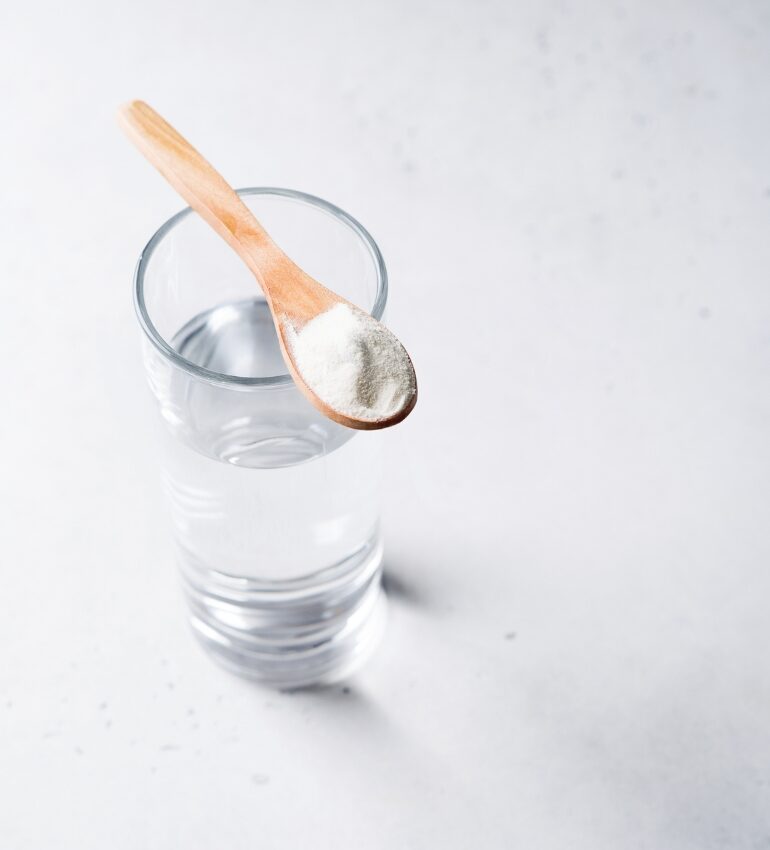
[134,188,387,687]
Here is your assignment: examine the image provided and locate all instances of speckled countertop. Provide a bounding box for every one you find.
[2,1,770,847]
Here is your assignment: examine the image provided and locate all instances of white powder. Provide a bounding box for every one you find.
[284,303,416,422]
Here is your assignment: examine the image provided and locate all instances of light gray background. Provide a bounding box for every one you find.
[1,1,769,847]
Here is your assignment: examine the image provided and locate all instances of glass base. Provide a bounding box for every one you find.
[178,533,386,688]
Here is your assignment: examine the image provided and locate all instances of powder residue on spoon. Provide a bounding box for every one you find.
[284,303,416,422]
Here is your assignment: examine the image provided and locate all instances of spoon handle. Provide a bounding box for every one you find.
[118,100,277,281]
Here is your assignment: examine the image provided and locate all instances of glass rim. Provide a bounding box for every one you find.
[133,186,388,388]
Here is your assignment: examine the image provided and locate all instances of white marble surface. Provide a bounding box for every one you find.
[2,1,770,847]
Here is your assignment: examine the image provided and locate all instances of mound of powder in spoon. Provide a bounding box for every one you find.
[284,303,416,422]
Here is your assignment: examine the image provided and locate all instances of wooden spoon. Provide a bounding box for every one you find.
[118,100,416,430]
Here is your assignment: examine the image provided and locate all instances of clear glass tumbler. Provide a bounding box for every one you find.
[134,188,387,688]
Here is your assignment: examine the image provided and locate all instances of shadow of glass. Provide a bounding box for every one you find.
[382,563,434,609]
